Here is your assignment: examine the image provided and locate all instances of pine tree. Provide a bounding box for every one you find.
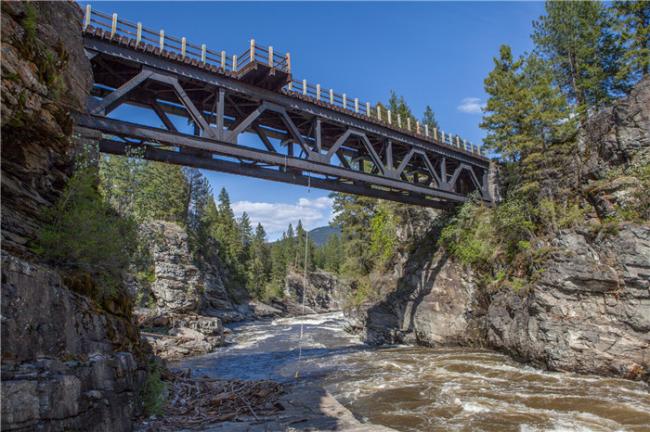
[481,46,574,199]
[532,1,624,113]
[238,211,253,263]
[135,162,189,223]
[331,193,377,277]
[421,105,439,132]
[247,223,270,298]
[183,168,211,233]
[388,91,417,128]
[612,0,650,81]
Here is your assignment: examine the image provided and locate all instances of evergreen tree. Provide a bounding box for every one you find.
[135,162,189,223]
[481,45,574,199]
[532,1,624,113]
[331,193,377,277]
[421,105,439,131]
[388,91,417,128]
[238,211,253,263]
[247,223,270,298]
[183,168,211,233]
[612,0,650,81]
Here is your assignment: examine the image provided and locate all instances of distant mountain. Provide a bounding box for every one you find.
[308,226,341,246]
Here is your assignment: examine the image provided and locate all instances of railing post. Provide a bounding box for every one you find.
[329,89,334,104]
[250,39,255,63]
[221,51,226,70]
[110,13,118,38]
[269,46,274,67]
[377,105,382,121]
[316,84,321,101]
[342,93,347,109]
[83,5,91,31]
[397,114,401,128]
[366,102,371,117]
[159,30,165,51]
[302,79,307,96]
[425,124,429,137]
[285,53,291,73]
[354,98,359,113]
[136,22,142,45]
[181,37,187,58]
[441,130,445,143]
[433,128,438,141]
[407,117,411,131]
[416,121,420,134]
[232,54,238,72]
[387,110,392,125]
[201,44,207,63]
[456,136,461,147]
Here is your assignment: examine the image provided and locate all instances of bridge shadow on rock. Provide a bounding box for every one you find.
[362,220,451,346]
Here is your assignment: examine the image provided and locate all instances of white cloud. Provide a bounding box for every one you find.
[232,196,334,240]
[457,97,485,114]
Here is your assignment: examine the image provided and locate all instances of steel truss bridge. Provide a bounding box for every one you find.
[78,7,494,208]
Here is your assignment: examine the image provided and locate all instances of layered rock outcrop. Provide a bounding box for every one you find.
[1,1,91,257]
[284,269,349,312]
[1,255,147,432]
[487,225,650,379]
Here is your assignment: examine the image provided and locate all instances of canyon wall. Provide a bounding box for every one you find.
[354,77,650,381]
[1,3,147,430]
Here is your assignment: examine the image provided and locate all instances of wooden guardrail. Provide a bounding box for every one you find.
[83,6,484,156]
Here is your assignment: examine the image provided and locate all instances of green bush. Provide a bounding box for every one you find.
[142,360,166,416]
[33,168,138,299]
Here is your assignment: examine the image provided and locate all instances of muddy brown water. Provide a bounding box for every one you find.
[176,312,650,432]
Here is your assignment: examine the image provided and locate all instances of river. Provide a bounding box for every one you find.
[177,312,650,432]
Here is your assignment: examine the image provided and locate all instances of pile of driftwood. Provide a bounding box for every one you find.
[141,371,285,430]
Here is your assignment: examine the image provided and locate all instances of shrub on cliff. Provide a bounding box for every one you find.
[33,167,138,299]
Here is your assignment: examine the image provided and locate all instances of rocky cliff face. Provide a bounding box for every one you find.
[284,269,349,313]
[137,220,245,320]
[1,1,91,258]
[1,254,147,432]
[1,3,149,430]
[487,225,649,379]
[354,78,650,381]
[131,220,249,360]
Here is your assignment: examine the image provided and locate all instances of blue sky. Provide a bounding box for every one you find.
[88,1,546,239]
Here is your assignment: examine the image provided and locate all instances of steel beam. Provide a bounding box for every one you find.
[78,114,469,203]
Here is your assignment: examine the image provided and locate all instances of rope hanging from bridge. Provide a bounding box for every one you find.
[294,181,310,379]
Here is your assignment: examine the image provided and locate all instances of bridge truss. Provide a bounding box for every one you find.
[79,9,493,208]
